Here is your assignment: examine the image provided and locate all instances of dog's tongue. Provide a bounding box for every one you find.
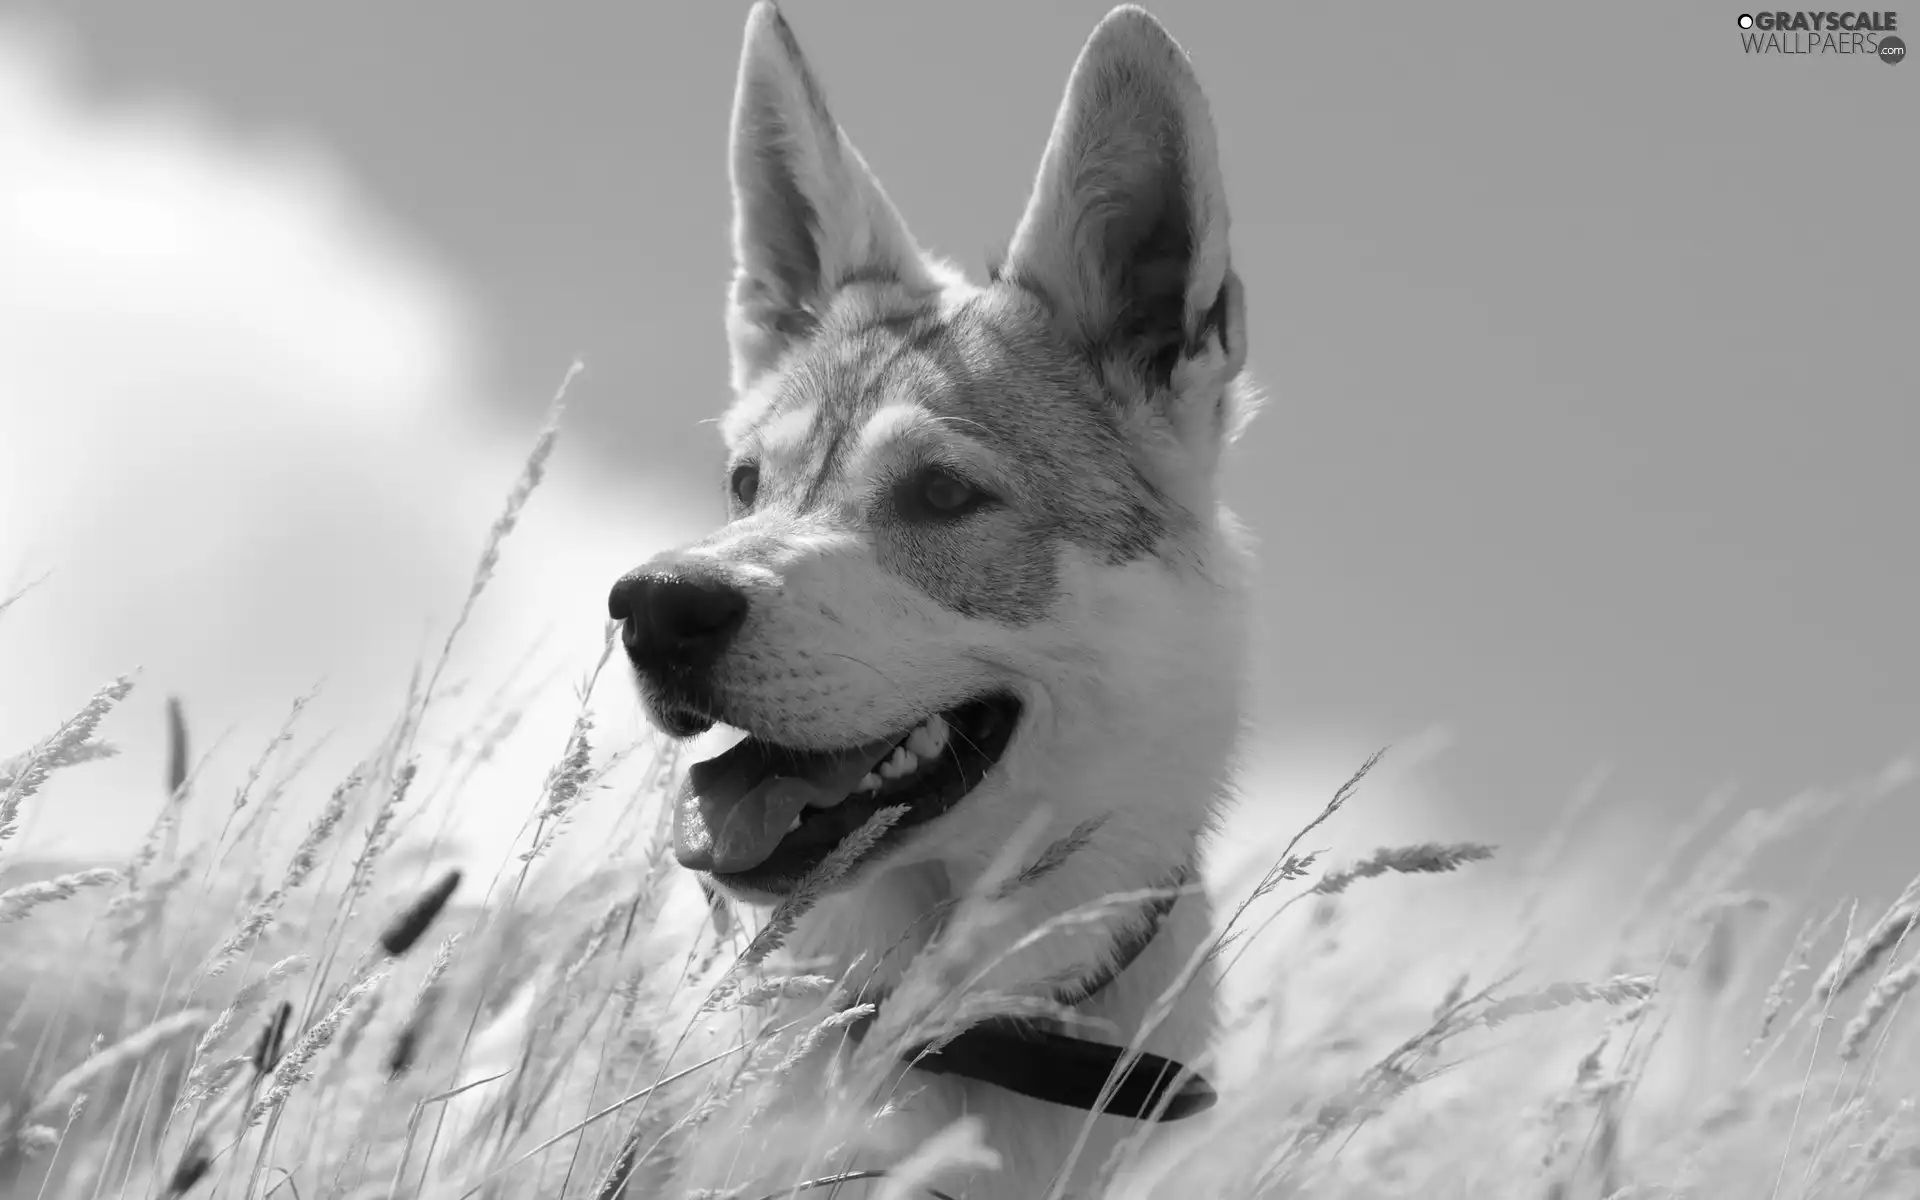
[673,732,897,874]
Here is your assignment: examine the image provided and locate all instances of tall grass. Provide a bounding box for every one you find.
[1,391,1916,1199]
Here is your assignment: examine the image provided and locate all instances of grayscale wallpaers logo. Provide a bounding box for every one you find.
[1737,10,1905,59]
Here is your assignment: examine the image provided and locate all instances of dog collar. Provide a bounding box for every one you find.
[879,863,1218,1123]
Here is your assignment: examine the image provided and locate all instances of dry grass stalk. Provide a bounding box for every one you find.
[1,675,136,849]
[0,740,117,794]
[1477,975,1656,1028]
[411,361,580,734]
[332,987,387,1068]
[0,867,121,922]
[247,969,387,1126]
[348,759,421,904]
[726,976,838,1011]
[1247,750,1385,908]
[225,690,316,825]
[199,769,366,978]
[1750,901,1846,1052]
[387,933,460,1079]
[107,856,196,952]
[282,766,365,890]
[994,816,1110,899]
[227,734,332,863]
[720,805,908,992]
[1839,955,1920,1061]
[1083,755,1394,1189]
[27,1008,209,1124]
[1313,841,1498,895]
[0,571,50,623]
[1678,789,1844,919]
[1816,876,1920,1001]
[199,896,286,981]
[774,1000,877,1079]
[191,959,310,1078]
[518,713,597,866]
[849,811,1064,1049]
[177,1056,251,1120]
[1842,1099,1915,1186]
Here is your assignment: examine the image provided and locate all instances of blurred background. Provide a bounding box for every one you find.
[1,1,1914,908]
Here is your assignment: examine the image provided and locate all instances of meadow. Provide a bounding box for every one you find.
[2,406,1916,1200]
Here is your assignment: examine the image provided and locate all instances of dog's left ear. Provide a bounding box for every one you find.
[725,3,936,393]
[1000,7,1248,465]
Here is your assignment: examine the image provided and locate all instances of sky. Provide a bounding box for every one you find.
[0,13,710,868]
[1,1,1915,906]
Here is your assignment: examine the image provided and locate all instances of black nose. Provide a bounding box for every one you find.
[607,569,749,670]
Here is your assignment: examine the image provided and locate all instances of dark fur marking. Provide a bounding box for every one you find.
[837,263,903,291]
[738,287,1176,626]
[797,420,851,510]
[861,308,923,338]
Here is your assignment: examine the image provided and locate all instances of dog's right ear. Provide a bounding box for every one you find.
[724,3,934,392]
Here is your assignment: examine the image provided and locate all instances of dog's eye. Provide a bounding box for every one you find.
[897,466,991,523]
[729,463,760,508]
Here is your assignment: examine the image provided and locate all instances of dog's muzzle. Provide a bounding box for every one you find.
[608,562,748,727]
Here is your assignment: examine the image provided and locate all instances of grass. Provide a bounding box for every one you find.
[1,392,1917,1199]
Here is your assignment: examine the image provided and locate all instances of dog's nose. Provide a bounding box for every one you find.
[608,569,749,668]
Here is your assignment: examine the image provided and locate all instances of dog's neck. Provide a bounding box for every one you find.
[792,819,1204,995]
[788,816,1220,1057]
[842,858,1216,1122]
[1044,859,1192,1009]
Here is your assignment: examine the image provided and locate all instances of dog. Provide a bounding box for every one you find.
[609,4,1257,1194]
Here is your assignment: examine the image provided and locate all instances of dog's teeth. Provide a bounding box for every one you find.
[857,772,882,793]
[786,815,802,833]
[907,715,947,759]
[879,746,917,779]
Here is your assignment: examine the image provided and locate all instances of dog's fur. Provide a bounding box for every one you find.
[619,5,1257,1194]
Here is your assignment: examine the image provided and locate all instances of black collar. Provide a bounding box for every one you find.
[876,864,1217,1123]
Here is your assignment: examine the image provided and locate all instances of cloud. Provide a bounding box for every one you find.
[0,17,698,863]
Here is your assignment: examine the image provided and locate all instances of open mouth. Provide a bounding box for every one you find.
[671,693,1023,894]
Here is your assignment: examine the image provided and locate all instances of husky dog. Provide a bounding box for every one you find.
[609,3,1256,1194]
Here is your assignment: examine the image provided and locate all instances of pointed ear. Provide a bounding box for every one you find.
[725,3,934,391]
[1000,7,1247,451]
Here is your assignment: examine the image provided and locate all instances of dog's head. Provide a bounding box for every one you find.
[612,3,1258,901]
